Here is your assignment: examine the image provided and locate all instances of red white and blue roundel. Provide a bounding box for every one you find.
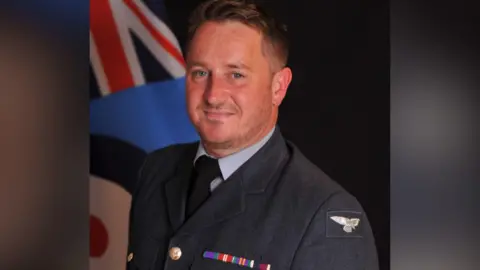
[89,0,198,269]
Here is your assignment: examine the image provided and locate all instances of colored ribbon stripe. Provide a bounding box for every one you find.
[203,251,271,269]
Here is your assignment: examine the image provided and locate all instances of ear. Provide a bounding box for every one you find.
[271,67,292,106]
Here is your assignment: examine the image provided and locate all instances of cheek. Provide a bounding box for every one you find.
[186,84,203,106]
[232,90,267,117]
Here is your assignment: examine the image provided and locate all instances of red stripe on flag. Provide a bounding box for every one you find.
[91,0,135,92]
[124,0,186,68]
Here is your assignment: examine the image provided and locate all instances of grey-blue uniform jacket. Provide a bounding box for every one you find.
[126,127,379,270]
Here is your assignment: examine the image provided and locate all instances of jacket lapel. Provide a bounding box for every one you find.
[164,144,198,232]
[177,172,246,235]
[176,127,290,236]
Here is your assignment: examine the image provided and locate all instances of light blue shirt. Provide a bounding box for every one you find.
[194,126,275,191]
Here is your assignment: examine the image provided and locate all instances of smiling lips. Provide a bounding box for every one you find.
[203,110,234,120]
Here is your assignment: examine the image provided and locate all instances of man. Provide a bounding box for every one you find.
[126,0,379,269]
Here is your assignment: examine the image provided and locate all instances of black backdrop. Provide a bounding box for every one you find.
[164,0,389,269]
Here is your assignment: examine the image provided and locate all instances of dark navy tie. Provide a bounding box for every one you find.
[186,155,221,218]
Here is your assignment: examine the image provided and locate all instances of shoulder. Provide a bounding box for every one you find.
[141,142,197,173]
[285,142,379,269]
[132,141,198,195]
[283,140,363,211]
[283,140,375,241]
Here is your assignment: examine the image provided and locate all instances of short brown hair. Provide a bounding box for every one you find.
[186,0,289,69]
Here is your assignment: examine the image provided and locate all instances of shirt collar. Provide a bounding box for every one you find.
[194,126,275,180]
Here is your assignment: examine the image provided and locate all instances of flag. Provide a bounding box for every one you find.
[89,0,198,269]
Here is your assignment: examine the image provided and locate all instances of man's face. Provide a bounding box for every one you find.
[186,21,276,151]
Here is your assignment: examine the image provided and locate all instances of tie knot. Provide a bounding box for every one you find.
[194,155,221,179]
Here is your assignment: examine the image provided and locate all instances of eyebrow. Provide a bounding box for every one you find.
[227,63,251,70]
[186,61,207,69]
[187,61,251,70]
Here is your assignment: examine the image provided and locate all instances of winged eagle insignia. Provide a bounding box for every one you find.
[330,216,360,233]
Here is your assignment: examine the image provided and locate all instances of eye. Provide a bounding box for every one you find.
[192,70,208,77]
[232,72,245,79]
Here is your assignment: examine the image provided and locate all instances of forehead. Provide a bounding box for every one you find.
[187,21,267,66]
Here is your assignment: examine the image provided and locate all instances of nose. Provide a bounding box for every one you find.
[203,74,227,106]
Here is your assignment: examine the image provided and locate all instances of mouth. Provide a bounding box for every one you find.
[203,110,234,120]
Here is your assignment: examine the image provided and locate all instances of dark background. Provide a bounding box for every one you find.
[165,0,390,269]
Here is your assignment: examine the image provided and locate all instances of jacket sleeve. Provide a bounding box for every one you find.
[290,191,379,270]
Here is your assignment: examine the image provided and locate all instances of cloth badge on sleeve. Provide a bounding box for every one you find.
[326,210,363,238]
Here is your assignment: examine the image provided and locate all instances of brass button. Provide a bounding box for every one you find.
[127,252,134,262]
[169,247,182,260]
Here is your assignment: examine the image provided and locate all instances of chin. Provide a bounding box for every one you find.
[198,121,234,144]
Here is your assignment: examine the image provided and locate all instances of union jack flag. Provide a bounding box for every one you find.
[89,0,198,269]
[90,0,186,95]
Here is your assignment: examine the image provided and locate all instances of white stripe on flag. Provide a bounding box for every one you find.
[110,0,146,86]
[132,0,183,53]
[125,5,186,78]
[90,32,111,96]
